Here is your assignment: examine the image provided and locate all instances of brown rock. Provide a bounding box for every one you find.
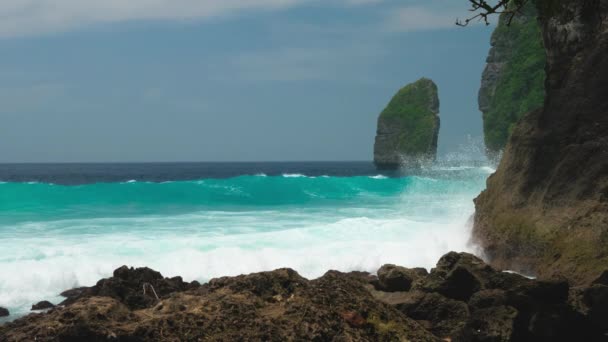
[473,0,608,286]
[31,300,55,311]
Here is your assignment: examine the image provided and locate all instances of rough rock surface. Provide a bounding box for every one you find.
[31,301,55,311]
[478,1,545,158]
[473,0,608,285]
[0,308,8,318]
[373,77,440,169]
[2,252,606,341]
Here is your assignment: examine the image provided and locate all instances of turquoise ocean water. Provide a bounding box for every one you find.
[0,162,493,318]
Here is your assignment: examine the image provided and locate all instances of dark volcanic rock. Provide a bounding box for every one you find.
[457,305,519,342]
[2,255,607,341]
[59,265,199,309]
[583,284,608,332]
[473,0,608,285]
[31,301,55,311]
[376,264,426,292]
[418,252,491,301]
[396,291,469,338]
[0,267,439,342]
[0,307,8,317]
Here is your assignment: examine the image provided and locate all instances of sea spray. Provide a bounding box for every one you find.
[0,164,491,318]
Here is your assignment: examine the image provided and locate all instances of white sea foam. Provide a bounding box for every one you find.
[369,175,388,179]
[480,166,496,174]
[0,166,487,319]
[282,173,307,178]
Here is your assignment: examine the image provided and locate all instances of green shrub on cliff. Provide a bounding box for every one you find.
[482,3,546,154]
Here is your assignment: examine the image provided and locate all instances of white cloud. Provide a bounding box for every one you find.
[385,6,470,32]
[224,45,386,82]
[0,0,388,38]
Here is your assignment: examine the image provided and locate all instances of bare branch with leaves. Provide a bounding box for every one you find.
[456,0,531,27]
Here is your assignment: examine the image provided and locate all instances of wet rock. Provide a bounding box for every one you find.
[468,289,507,310]
[456,305,518,342]
[376,264,426,292]
[59,265,197,309]
[592,270,608,286]
[208,268,307,301]
[395,291,469,338]
[419,252,490,301]
[0,307,8,317]
[60,287,88,299]
[31,301,55,310]
[583,284,608,332]
[0,267,439,341]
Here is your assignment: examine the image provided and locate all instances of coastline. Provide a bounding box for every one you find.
[2,251,606,341]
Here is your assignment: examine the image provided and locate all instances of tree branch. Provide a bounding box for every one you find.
[456,0,530,27]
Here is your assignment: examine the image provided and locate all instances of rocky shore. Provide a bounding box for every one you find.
[1,252,607,341]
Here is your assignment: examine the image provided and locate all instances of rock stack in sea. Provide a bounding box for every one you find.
[1,252,606,341]
[373,78,440,170]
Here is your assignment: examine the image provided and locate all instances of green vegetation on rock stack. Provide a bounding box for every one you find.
[479,2,545,157]
[373,78,440,169]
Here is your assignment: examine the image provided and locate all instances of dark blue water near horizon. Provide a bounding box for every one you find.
[0,161,487,185]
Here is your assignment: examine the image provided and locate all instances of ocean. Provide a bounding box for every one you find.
[0,161,493,319]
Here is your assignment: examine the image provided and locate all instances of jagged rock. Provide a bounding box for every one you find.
[468,289,507,310]
[59,265,199,309]
[375,264,426,292]
[31,301,55,311]
[60,287,88,298]
[456,305,519,342]
[395,291,469,338]
[583,284,608,332]
[473,0,608,286]
[0,307,8,317]
[0,267,439,341]
[373,77,440,169]
[418,252,491,301]
[3,255,607,341]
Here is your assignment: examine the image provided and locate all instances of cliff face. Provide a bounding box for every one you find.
[473,0,608,285]
[373,78,440,169]
[479,1,546,159]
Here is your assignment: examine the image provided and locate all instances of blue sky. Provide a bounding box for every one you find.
[0,0,493,162]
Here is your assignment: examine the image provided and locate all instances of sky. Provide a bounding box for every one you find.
[0,0,494,162]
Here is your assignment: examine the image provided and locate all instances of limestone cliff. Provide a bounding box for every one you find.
[479,1,545,159]
[473,0,608,285]
[373,78,440,169]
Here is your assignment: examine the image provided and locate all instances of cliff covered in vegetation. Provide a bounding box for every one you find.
[374,78,440,169]
[474,0,608,285]
[479,1,545,158]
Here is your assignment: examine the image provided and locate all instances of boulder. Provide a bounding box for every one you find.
[418,252,492,301]
[0,307,8,317]
[583,284,608,332]
[375,264,426,292]
[395,291,469,338]
[456,305,519,342]
[59,265,199,309]
[31,301,55,311]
